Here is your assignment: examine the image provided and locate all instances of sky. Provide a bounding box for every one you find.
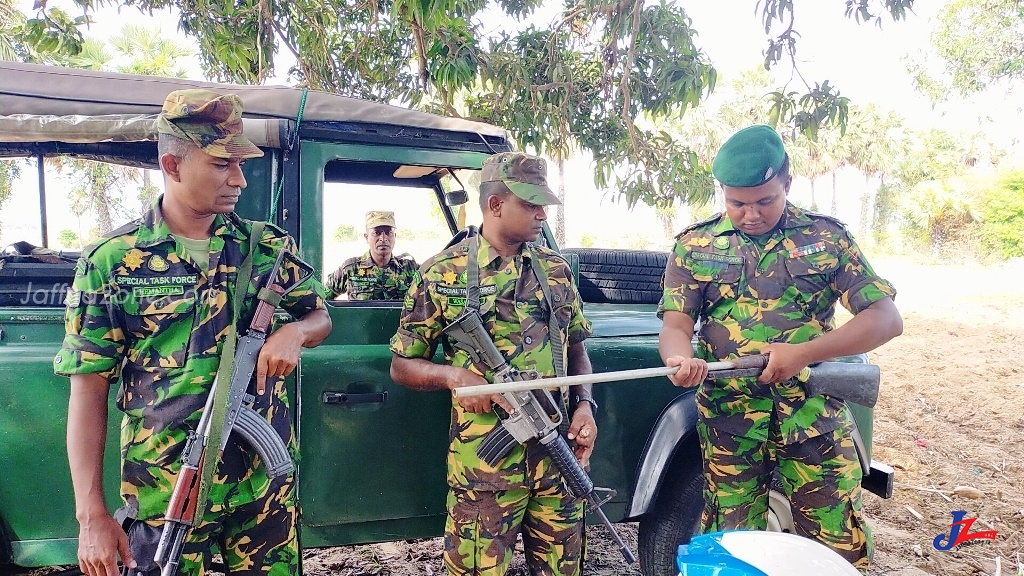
[3,0,1020,253]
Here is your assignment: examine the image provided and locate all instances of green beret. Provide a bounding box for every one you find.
[711,124,786,187]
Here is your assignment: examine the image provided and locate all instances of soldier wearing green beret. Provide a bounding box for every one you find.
[389,151,597,575]
[57,89,332,576]
[658,124,903,571]
[325,211,419,301]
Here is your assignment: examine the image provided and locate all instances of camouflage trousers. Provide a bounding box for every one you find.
[123,474,299,576]
[443,481,585,575]
[697,417,872,571]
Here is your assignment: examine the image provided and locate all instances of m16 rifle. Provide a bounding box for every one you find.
[441,310,638,565]
[153,249,315,576]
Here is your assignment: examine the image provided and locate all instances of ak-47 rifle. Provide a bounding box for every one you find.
[441,310,638,565]
[452,354,881,408]
[153,249,315,576]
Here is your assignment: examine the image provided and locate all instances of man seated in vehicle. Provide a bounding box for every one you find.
[325,210,419,300]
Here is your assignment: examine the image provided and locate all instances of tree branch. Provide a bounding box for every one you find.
[619,0,653,186]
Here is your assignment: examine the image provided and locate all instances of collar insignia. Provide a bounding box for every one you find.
[122,250,144,271]
[148,255,169,272]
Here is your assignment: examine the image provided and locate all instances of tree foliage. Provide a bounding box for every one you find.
[0,0,94,63]
[978,170,1024,259]
[892,128,1002,254]
[930,0,1024,94]
[99,0,913,208]
[0,159,20,238]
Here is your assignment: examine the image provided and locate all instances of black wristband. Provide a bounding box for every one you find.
[574,394,598,416]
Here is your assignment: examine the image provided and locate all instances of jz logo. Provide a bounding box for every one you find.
[933,511,998,550]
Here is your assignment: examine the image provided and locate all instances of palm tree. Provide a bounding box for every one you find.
[790,132,841,213]
[110,24,190,78]
[842,104,903,237]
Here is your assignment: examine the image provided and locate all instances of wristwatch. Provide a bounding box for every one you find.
[574,393,598,416]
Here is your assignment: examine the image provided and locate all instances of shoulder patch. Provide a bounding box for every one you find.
[676,212,723,239]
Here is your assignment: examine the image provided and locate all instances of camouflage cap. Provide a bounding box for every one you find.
[711,124,786,187]
[481,152,560,206]
[157,89,263,159]
[365,210,397,229]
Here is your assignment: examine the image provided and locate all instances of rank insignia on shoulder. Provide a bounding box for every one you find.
[64,289,81,308]
[148,255,169,272]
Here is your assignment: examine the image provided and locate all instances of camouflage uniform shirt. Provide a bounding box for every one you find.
[390,234,591,491]
[659,203,896,444]
[54,197,327,520]
[326,252,419,300]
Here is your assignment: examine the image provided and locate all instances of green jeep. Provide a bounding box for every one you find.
[0,62,893,576]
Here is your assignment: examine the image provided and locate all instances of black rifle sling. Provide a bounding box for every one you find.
[195,220,266,523]
[527,247,565,379]
[526,246,571,435]
[466,234,480,313]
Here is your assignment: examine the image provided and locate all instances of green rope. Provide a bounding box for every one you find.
[269,88,309,220]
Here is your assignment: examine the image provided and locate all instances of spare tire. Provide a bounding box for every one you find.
[561,248,669,304]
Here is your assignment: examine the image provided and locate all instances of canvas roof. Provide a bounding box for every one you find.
[0,62,510,142]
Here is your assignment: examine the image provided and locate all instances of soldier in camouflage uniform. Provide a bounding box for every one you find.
[325,211,419,300]
[56,89,332,576]
[389,152,597,576]
[658,125,903,571]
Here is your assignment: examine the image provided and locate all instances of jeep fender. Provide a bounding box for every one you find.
[624,391,700,520]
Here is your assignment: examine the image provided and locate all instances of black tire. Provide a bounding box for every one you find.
[637,443,704,576]
[561,248,669,304]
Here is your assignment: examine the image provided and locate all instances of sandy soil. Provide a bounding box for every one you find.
[300,256,1024,576]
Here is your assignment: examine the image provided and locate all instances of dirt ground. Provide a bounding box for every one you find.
[300,256,1024,576]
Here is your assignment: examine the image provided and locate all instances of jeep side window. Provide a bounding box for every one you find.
[1,156,153,253]
[321,180,451,303]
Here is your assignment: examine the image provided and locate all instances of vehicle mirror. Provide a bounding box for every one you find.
[445,189,469,206]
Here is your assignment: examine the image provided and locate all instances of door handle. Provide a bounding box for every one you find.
[321,391,388,405]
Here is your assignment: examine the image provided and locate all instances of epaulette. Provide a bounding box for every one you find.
[229,213,290,241]
[799,209,850,231]
[340,255,363,268]
[81,218,143,259]
[529,242,563,261]
[427,238,471,267]
[395,252,416,261]
[675,212,723,240]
